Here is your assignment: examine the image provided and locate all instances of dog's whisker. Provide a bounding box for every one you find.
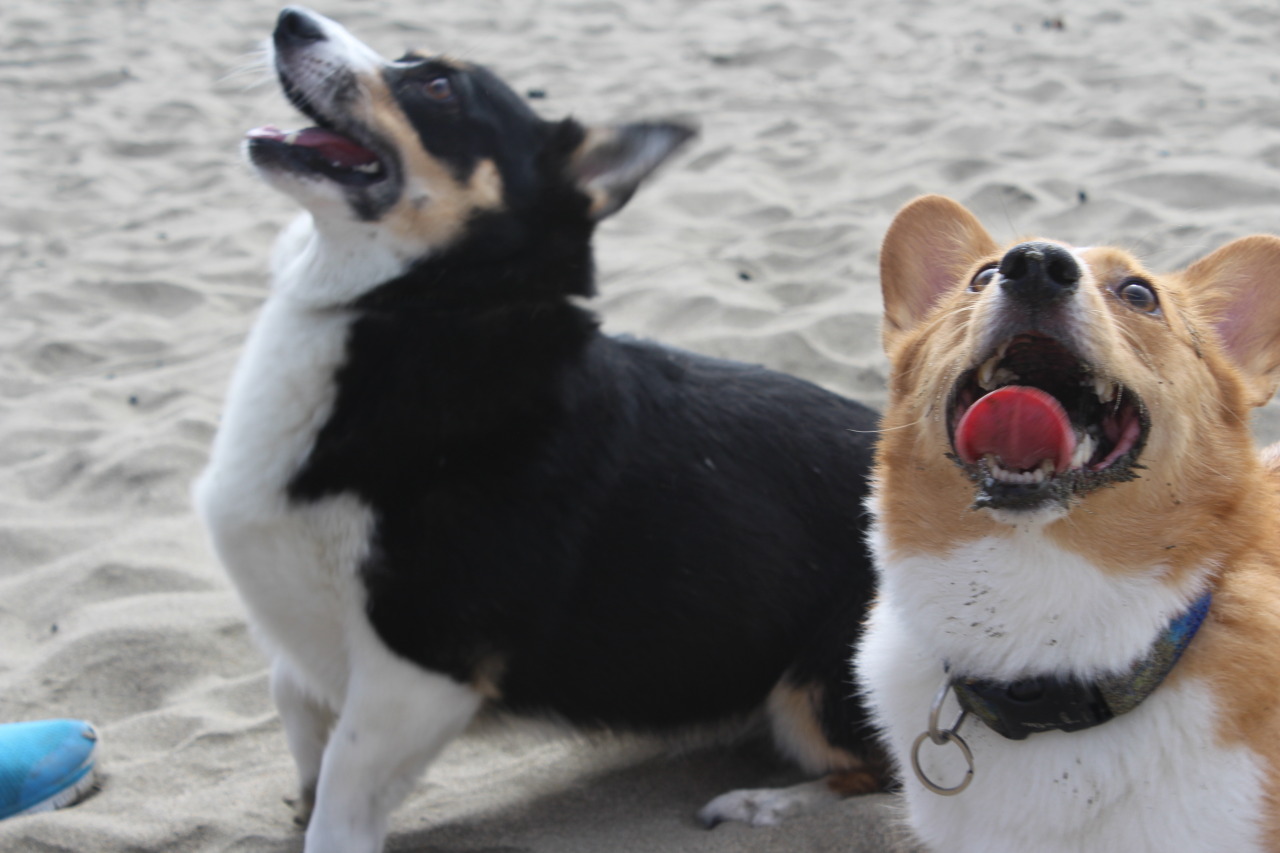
[219,46,275,90]
[847,416,926,435]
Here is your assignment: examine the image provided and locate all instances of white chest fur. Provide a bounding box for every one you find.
[193,287,373,707]
[858,497,1267,853]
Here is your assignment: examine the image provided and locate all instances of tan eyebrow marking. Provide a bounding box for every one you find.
[354,69,506,250]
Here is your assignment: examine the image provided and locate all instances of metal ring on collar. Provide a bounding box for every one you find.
[910,727,974,795]
[911,676,975,795]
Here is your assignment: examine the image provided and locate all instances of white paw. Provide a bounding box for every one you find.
[697,780,836,828]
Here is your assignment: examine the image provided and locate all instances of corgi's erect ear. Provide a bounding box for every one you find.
[566,121,696,220]
[879,195,998,352]
[1184,234,1280,407]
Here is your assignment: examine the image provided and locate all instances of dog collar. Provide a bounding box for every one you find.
[950,591,1212,741]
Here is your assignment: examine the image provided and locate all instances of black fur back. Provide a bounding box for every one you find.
[289,270,878,740]
[284,72,879,745]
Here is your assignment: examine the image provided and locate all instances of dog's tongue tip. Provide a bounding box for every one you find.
[955,385,1076,473]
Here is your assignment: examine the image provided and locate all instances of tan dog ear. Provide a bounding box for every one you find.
[566,122,696,220]
[1184,235,1280,407]
[879,195,998,352]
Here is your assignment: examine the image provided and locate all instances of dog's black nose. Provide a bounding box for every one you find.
[276,7,326,47]
[998,241,1080,304]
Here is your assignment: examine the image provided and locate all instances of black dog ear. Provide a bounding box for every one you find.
[565,121,696,220]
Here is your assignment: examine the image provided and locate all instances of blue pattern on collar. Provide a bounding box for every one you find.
[951,591,1213,740]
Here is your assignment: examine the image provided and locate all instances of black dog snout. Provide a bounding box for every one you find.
[276,7,326,47]
[999,241,1080,305]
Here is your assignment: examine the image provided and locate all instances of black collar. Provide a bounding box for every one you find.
[950,592,1212,741]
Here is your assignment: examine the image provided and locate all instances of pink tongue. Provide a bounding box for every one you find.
[246,126,378,168]
[294,128,378,167]
[955,385,1076,473]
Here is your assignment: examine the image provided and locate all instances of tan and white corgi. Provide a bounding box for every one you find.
[858,194,1280,852]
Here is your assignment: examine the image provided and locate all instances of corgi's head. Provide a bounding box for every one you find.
[247,6,693,302]
[876,195,1280,567]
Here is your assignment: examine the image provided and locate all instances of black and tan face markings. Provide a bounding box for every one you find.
[387,53,466,107]
[336,60,511,245]
[263,31,531,230]
[375,54,547,194]
[259,9,691,256]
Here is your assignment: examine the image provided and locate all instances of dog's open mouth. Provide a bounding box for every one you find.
[247,125,385,185]
[947,334,1148,511]
[246,71,388,187]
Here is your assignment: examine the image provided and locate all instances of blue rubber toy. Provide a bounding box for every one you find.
[0,719,98,820]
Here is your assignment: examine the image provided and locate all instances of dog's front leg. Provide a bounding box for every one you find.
[303,658,482,853]
[270,657,336,828]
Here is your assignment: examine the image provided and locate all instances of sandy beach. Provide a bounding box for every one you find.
[3,0,1280,850]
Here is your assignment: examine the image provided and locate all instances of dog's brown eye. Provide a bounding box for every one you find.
[424,76,454,102]
[969,265,997,293]
[1118,278,1159,313]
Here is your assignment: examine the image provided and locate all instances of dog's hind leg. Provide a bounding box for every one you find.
[303,648,482,853]
[271,658,336,828]
[698,678,884,828]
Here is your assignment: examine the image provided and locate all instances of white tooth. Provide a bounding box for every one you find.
[987,456,1036,484]
[977,357,1019,391]
[985,456,1056,485]
[352,162,383,174]
[284,131,300,145]
[1093,376,1116,403]
[1071,434,1096,469]
[978,356,998,390]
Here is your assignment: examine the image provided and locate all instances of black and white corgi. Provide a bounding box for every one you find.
[195,8,883,853]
